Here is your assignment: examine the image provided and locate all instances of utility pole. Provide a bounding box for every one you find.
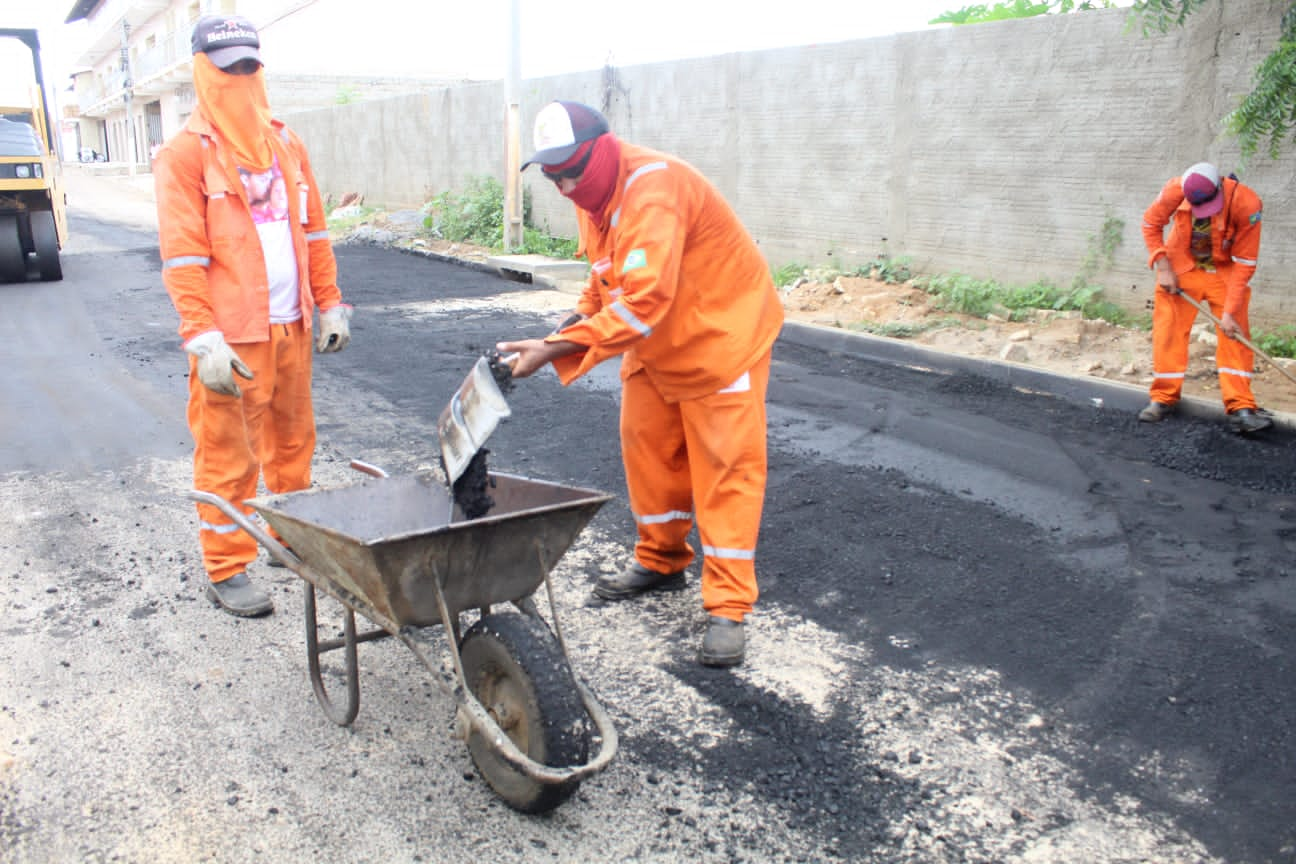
[503,0,523,251]
[121,18,137,177]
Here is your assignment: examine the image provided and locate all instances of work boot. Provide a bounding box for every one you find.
[207,572,274,617]
[1138,401,1175,423]
[592,562,686,601]
[1228,408,1273,435]
[698,616,745,667]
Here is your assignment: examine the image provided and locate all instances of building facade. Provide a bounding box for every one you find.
[62,0,460,167]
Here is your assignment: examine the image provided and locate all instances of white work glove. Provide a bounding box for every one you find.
[183,330,253,397]
[317,304,352,353]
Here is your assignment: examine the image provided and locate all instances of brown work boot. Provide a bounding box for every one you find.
[592,562,686,601]
[1138,401,1176,423]
[698,616,745,667]
[207,572,273,617]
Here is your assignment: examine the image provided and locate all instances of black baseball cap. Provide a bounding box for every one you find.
[191,15,261,69]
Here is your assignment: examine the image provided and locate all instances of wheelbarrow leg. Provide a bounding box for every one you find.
[304,583,360,726]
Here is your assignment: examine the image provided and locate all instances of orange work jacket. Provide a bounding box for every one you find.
[1142,175,1262,319]
[154,112,341,344]
[548,142,784,403]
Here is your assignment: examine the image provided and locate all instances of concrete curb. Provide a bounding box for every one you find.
[777,319,1296,431]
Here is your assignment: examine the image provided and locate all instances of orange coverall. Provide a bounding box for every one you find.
[154,112,342,582]
[1142,175,1263,412]
[550,143,785,621]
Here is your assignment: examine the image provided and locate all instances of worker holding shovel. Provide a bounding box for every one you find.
[1139,162,1271,434]
[497,101,784,667]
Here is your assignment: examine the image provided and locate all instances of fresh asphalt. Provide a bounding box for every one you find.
[0,171,1293,863]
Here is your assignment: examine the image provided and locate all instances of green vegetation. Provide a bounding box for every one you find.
[772,262,808,288]
[324,203,378,234]
[1131,0,1296,162]
[916,271,1137,326]
[771,256,913,289]
[1254,325,1296,359]
[856,256,913,284]
[935,0,1296,161]
[424,175,577,257]
[847,317,976,338]
[931,0,1115,25]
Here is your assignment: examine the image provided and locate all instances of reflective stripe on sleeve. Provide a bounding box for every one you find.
[306,230,329,241]
[611,162,669,229]
[163,255,210,269]
[624,161,667,192]
[611,299,651,336]
[1232,256,1257,266]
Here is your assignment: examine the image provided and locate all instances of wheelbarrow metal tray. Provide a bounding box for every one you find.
[247,471,611,628]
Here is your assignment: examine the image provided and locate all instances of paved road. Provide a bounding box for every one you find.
[1,169,1293,863]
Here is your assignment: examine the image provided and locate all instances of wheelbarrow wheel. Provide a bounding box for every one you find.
[460,612,590,813]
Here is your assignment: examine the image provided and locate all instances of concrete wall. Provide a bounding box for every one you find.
[284,0,1296,325]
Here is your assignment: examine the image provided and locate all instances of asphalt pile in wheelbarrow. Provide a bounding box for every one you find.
[452,448,495,519]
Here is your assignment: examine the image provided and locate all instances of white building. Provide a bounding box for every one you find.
[64,0,469,168]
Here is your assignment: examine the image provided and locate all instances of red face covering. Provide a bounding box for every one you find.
[548,133,620,216]
[192,53,275,171]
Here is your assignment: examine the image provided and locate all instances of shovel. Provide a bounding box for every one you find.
[437,354,514,487]
[1173,290,1296,388]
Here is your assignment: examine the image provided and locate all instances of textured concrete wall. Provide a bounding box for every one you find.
[285,0,1296,324]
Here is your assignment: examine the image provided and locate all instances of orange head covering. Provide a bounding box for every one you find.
[192,53,275,171]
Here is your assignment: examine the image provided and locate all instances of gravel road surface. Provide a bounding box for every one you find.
[1,169,1293,864]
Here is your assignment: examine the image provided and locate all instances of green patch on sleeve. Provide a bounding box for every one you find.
[1250,211,1262,225]
[621,248,648,274]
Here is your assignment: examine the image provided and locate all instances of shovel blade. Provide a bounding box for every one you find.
[438,356,512,484]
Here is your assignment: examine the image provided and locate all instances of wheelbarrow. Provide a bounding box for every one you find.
[189,461,617,814]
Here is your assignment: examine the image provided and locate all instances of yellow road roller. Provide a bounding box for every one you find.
[0,28,66,282]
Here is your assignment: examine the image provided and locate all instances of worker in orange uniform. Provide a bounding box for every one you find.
[1139,162,1270,434]
[154,15,353,616]
[497,101,784,667]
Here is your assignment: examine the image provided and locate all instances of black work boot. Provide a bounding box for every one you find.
[593,562,686,601]
[1138,401,1175,423]
[698,616,745,667]
[207,572,274,617]
[1228,408,1273,435]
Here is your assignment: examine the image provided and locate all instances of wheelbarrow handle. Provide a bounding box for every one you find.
[187,489,300,570]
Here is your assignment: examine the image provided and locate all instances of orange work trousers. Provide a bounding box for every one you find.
[1149,269,1257,413]
[188,321,315,582]
[619,350,772,622]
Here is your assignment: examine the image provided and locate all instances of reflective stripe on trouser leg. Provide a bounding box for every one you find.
[620,369,695,576]
[1179,269,1259,413]
[189,323,316,581]
[680,350,771,621]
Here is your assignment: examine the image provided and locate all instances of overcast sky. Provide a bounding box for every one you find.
[256,0,964,79]
[0,0,1135,99]
[0,0,965,91]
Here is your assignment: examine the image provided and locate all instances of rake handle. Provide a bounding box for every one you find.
[1172,289,1296,389]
